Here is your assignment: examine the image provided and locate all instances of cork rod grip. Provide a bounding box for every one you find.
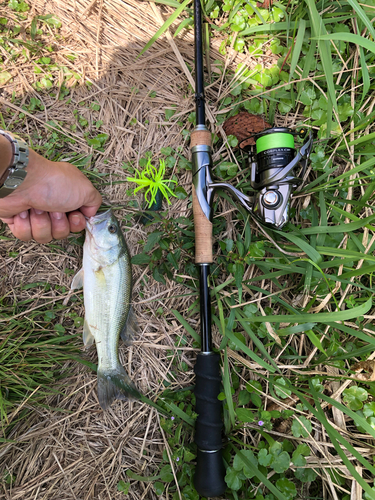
[192,185,213,264]
[191,130,212,148]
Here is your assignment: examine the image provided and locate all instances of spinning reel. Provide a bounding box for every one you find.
[192,126,313,230]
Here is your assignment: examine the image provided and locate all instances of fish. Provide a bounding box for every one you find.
[71,209,140,409]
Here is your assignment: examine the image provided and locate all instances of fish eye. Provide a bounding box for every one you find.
[108,224,117,234]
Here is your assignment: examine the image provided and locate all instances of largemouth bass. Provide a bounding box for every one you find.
[71,209,140,409]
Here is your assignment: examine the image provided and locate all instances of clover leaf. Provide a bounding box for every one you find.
[276,478,297,499]
[343,386,368,411]
[291,416,312,438]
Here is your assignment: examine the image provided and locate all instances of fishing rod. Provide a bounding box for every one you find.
[190,1,313,496]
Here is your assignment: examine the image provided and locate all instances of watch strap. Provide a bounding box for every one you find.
[0,130,29,198]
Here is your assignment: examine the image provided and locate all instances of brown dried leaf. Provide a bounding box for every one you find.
[222,111,271,147]
[257,0,273,7]
[352,360,375,381]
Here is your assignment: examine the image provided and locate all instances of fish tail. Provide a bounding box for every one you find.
[97,365,140,410]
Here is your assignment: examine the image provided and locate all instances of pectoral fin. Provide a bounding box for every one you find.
[71,268,84,290]
[120,307,139,344]
[83,319,95,346]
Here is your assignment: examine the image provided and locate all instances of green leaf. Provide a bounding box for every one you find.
[343,386,368,411]
[363,402,375,418]
[117,481,130,494]
[238,389,251,405]
[160,464,174,482]
[232,445,288,500]
[236,408,255,423]
[271,451,290,474]
[258,448,272,467]
[227,134,238,147]
[233,450,258,479]
[251,393,262,408]
[292,444,310,467]
[154,482,164,495]
[0,72,12,85]
[165,108,176,120]
[274,378,292,399]
[131,253,151,265]
[275,477,297,499]
[140,0,192,55]
[225,467,242,491]
[300,87,316,106]
[291,416,312,438]
[294,467,317,482]
[305,329,327,356]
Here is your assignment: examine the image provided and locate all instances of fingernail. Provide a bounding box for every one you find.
[35,209,44,215]
[71,215,81,226]
[52,212,63,220]
[19,211,28,219]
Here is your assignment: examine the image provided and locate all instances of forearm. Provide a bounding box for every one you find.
[0,134,13,177]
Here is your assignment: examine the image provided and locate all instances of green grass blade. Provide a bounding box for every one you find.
[149,0,181,6]
[297,388,375,497]
[225,328,277,373]
[140,0,192,56]
[305,0,337,113]
[223,349,236,428]
[239,15,353,35]
[289,19,306,81]
[316,246,375,263]
[359,46,370,104]
[327,322,375,347]
[171,309,201,345]
[346,0,375,39]
[315,32,375,54]
[338,131,375,149]
[298,214,375,235]
[238,297,372,324]
[277,232,322,263]
[162,401,194,426]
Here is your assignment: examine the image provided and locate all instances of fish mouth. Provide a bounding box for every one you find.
[87,209,112,223]
[86,209,112,232]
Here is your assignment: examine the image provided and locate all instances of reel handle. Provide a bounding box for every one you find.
[194,352,226,497]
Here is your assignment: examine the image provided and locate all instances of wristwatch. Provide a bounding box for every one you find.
[0,130,29,198]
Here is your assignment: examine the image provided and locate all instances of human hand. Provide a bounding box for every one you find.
[0,148,102,243]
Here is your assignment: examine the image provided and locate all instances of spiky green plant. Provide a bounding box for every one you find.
[127,158,177,208]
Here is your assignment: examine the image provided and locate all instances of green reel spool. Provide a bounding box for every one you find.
[256,131,295,154]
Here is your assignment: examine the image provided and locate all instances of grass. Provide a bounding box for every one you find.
[0,0,375,498]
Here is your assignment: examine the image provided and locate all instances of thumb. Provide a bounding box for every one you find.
[80,191,103,218]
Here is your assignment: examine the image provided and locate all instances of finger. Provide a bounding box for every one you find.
[1,217,15,225]
[10,211,32,241]
[30,209,53,243]
[80,189,103,218]
[68,211,86,232]
[50,212,70,240]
